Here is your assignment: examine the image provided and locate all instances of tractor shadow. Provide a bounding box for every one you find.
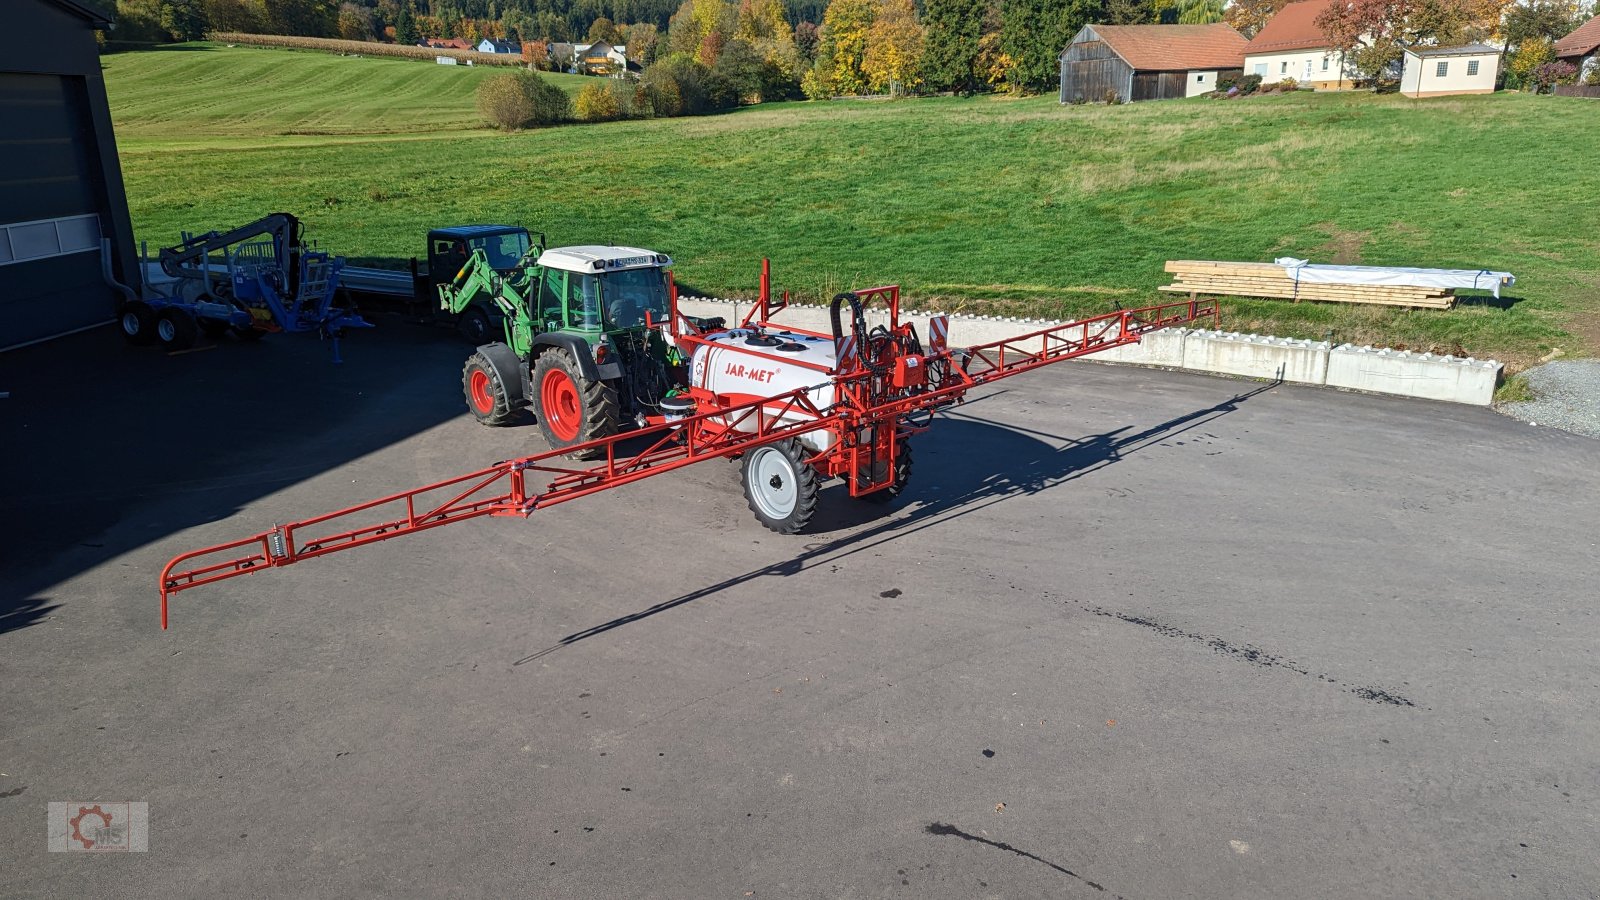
[514,381,1275,664]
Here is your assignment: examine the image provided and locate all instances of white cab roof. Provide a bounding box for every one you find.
[537,245,671,273]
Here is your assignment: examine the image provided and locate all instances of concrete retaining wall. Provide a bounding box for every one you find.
[1182,330,1331,385]
[674,297,1502,406]
[1326,345,1502,404]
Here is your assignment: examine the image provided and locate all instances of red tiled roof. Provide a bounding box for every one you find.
[1246,0,1337,54]
[1087,24,1249,71]
[1555,13,1600,57]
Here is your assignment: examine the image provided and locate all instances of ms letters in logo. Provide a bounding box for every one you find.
[48,802,148,852]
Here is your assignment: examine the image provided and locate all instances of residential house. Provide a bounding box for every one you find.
[1242,0,1361,89]
[419,37,473,51]
[477,39,522,55]
[1059,23,1247,103]
[1555,13,1600,78]
[1399,44,1499,97]
[580,41,631,76]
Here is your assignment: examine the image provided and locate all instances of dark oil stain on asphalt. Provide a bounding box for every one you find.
[1087,607,1419,708]
[880,588,903,598]
[925,823,1125,897]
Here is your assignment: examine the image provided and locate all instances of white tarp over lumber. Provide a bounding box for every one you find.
[1274,258,1516,297]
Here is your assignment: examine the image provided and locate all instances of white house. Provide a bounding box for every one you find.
[1242,0,1361,90]
[1399,44,1499,97]
[476,39,521,55]
[1555,13,1600,78]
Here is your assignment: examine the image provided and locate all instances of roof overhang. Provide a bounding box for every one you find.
[48,0,113,27]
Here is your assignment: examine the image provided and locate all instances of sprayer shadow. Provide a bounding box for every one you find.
[513,381,1275,665]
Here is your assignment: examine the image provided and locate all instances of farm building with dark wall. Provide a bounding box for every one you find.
[1060,23,1247,104]
[0,0,139,351]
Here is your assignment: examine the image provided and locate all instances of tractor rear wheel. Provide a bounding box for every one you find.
[118,301,156,345]
[462,353,517,426]
[741,439,819,534]
[156,308,199,351]
[532,348,618,458]
[855,441,912,504]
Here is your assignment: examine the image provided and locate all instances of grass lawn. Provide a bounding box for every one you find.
[106,44,1600,367]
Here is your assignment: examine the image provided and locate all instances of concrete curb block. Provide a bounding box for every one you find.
[1183,330,1331,385]
[1327,345,1503,405]
[673,297,1503,406]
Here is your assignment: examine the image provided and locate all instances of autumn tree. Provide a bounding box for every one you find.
[736,0,803,76]
[819,0,877,94]
[794,20,821,60]
[923,0,985,92]
[336,2,374,40]
[588,16,622,44]
[1224,0,1292,37]
[628,22,662,65]
[861,0,924,93]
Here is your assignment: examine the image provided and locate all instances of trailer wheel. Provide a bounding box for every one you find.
[457,307,492,345]
[156,308,199,351]
[118,301,156,345]
[741,439,819,535]
[533,348,618,459]
[855,441,912,504]
[462,353,517,426]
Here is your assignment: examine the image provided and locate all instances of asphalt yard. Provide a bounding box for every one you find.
[4,319,1597,898]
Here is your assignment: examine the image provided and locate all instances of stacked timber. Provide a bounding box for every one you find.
[1160,261,1456,310]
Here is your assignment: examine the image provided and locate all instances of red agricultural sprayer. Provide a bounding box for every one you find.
[158,261,1217,627]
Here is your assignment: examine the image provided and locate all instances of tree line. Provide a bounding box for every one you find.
[111,0,1600,97]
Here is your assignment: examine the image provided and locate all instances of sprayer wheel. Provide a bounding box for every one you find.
[741,439,819,534]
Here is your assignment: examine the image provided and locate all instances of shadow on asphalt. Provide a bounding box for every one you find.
[0,316,471,635]
[513,381,1276,665]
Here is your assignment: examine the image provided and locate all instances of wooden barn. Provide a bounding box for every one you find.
[1060,23,1247,103]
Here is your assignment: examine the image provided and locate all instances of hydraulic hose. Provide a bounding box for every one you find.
[829,291,889,375]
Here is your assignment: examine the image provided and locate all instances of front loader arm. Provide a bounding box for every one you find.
[436,248,531,321]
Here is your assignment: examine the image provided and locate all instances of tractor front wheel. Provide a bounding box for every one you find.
[532,348,618,458]
[741,439,819,534]
[462,353,518,426]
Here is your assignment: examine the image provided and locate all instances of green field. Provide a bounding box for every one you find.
[106,44,1600,366]
[104,44,591,142]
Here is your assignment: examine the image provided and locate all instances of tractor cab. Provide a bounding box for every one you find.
[427,225,533,283]
[532,245,673,334]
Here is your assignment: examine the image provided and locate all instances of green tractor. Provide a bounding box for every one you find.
[439,239,703,456]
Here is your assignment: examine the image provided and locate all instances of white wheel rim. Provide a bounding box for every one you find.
[158,319,175,341]
[749,447,797,519]
[122,313,140,334]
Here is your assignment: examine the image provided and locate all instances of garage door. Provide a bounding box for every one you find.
[0,72,112,349]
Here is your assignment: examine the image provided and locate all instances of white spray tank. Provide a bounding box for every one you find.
[689,327,839,452]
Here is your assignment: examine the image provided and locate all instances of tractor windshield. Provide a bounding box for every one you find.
[466,231,531,271]
[601,267,671,329]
